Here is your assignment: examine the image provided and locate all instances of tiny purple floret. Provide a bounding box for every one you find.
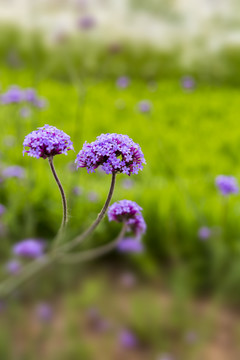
[215,175,239,196]
[76,133,145,176]
[23,124,74,159]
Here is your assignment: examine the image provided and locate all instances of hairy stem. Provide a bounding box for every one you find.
[48,156,67,242]
[59,224,127,264]
[54,172,116,254]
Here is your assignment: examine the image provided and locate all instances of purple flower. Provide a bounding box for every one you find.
[86,307,111,333]
[0,204,6,216]
[2,166,25,179]
[35,303,53,322]
[119,329,138,349]
[215,175,239,196]
[127,214,147,236]
[19,107,31,118]
[122,178,134,189]
[24,88,37,103]
[181,76,195,91]
[23,125,74,159]
[108,200,142,223]
[13,239,45,258]
[117,237,144,253]
[117,76,130,89]
[77,15,96,30]
[138,100,152,113]
[5,259,21,274]
[0,86,23,104]
[119,272,137,288]
[76,133,145,175]
[72,186,83,196]
[33,97,47,109]
[198,226,211,240]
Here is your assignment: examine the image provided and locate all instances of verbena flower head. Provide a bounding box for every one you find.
[215,175,239,196]
[35,303,53,322]
[117,237,144,253]
[117,76,130,89]
[13,239,45,258]
[23,125,74,159]
[138,100,152,113]
[108,200,142,223]
[119,329,138,348]
[127,214,147,236]
[76,133,145,175]
[2,165,25,179]
[181,76,195,91]
[1,85,23,104]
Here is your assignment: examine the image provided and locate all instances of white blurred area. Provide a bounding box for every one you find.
[0,0,240,54]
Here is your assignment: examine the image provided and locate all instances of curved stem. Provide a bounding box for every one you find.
[48,156,67,242]
[54,172,116,255]
[59,224,127,264]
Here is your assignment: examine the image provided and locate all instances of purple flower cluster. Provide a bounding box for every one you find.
[138,100,152,113]
[13,239,45,258]
[76,133,145,175]
[35,303,53,322]
[23,125,74,159]
[108,200,146,235]
[117,237,144,253]
[215,175,239,196]
[77,15,96,30]
[181,76,196,91]
[198,226,211,240]
[2,166,25,179]
[0,85,46,108]
[119,329,138,349]
[117,76,130,89]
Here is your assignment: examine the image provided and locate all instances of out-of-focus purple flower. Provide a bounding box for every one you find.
[13,239,45,258]
[122,178,134,189]
[119,329,138,349]
[116,76,130,89]
[77,15,96,30]
[138,100,152,113]
[5,259,21,275]
[35,303,53,322]
[198,226,211,240]
[86,307,111,333]
[117,237,144,253]
[24,88,37,103]
[88,191,99,203]
[23,125,74,159]
[181,76,196,91]
[76,133,145,176]
[19,107,31,118]
[0,86,23,104]
[2,166,25,179]
[119,272,137,288]
[0,204,6,216]
[33,97,47,109]
[215,175,239,196]
[72,186,83,196]
[108,200,142,223]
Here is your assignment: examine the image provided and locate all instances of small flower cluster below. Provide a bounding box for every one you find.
[0,85,46,108]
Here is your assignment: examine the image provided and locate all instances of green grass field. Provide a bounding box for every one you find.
[1,66,240,298]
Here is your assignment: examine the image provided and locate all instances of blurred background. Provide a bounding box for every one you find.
[1,0,240,359]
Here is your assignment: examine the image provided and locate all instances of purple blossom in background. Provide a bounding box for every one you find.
[23,124,74,159]
[108,200,142,223]
[198,226,211,240]
[117,76,130,89]
[72,186,83,196]
[0,86,23,104]
[119,272,137,288]
[138,100,152,113]
[215,175,239,196]
[33,97,47,109]
[76,133,145,175]
[24,88,37,103]
[119,329,138,349]
[2,166,25,179]
[86,307,111,333]
[181,76,196,91]
[122,178,134,189]
[5,259,21,275]
[0,204,6,216]
[35,303,53,322]
[77,15,96,30]
[19,107,31,118]
[13,239,45,258]
[117,237,144,253]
